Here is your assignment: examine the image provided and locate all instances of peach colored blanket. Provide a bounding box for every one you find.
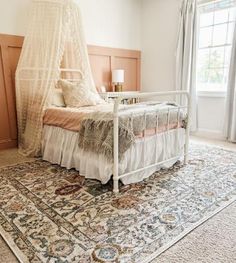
[43,104,119,132]
[43,106,99,132]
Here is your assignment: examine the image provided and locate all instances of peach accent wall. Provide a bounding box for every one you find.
[0,34,22,150]
[0,33,141,150]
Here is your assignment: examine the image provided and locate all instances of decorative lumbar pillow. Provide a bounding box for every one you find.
[51,89,66,107]
[58,79,105,108]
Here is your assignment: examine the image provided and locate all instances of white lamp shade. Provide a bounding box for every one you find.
[112,69,124,83]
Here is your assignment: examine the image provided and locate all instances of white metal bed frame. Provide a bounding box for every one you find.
[112,91,191,193]
[17,68,190,194]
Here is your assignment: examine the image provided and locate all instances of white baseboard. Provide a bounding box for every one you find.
[191,129,226,141]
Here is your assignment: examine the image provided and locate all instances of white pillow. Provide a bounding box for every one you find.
[58,79,105,108]
[51,89,66,107]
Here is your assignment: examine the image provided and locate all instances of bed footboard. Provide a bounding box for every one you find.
[112,91,191,193]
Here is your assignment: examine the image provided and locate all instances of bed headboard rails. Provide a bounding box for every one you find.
[15,67,84,83]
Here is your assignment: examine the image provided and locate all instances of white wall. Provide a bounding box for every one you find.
[197,95,226,139]
[0,0,31,36]
[141,0,181,92]
[78,0,141,49]
[0,0,141,50]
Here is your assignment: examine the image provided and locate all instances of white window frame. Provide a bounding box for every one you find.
[197,0,236,97]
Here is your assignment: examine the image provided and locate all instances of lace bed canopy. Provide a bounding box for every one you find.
[16,0,96,156]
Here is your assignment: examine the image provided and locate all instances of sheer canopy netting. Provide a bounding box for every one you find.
[16,0,96,157]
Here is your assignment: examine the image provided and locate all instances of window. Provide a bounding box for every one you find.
[197,0,236,92]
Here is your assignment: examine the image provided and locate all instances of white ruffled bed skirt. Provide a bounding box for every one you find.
[42,125,185,184]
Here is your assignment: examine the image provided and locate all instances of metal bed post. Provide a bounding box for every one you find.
[184,92,191,165]
[113,97,121,193]
[143,111,147,169]
[155,110,159,163]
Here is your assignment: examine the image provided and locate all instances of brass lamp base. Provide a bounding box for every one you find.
[114,84,123,92]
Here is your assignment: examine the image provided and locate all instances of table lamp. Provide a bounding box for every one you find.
[112,69,124,92]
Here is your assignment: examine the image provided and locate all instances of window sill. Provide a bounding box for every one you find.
[197,90,227,98]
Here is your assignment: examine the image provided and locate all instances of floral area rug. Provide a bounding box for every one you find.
[0,144,235,263]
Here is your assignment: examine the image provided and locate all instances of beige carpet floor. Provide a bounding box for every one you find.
[152,202,236,263]
[0,139,235,263]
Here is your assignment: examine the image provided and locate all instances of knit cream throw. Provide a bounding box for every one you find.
[78,102,186,162]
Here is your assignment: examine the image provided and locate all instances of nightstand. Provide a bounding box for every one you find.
[99,91,140,104]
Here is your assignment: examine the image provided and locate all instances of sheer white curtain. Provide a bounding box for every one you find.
[225,21,236,142]
[176,0,198,131]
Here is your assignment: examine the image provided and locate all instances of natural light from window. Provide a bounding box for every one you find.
[197,0,236,92]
